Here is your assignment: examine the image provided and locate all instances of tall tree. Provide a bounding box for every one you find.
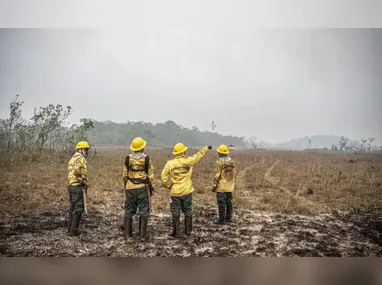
[339,136,348,151]
[2,94,24,148]
[368,137,376,151]
[31,104,72,148]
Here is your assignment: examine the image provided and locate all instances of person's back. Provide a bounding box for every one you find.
[123,152,153,190]
[214,156,236,193]
[162,150,205,197]
[212,144,236,224]
[68,152,87,186]
[122,137,155,242]
[67,141,90,236]
[161,143,211,238]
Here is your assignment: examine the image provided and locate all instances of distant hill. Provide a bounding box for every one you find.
[274,135,361,150]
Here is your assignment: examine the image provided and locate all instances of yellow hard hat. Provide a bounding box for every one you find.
[75,141,90,150]
[130,137,147,151]
[173,143,188,155]
[217,144,229,154]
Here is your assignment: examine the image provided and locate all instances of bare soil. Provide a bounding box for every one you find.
[1,206,380,257]
[1,150,381,256]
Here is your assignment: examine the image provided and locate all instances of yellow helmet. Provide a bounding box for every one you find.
[130,137,147,151]
[75,141,90,150]
[217,144,229,154]
[173,143,188,155]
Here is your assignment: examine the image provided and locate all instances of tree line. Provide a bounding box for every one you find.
[1,95,379,156]
[0,95,246,154]
[86,120,246,148]
[0,95,94,152]
[329,136,379,152]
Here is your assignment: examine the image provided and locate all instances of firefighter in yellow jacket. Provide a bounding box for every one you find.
[123,137,155,241]
[212,144,236,224]
[161,143,212,238]
[67,141,90,236]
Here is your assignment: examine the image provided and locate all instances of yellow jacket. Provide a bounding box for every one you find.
[161,146,208,197]
[213,156,236,192]
[123,152,155,190]
[68,152,88,186]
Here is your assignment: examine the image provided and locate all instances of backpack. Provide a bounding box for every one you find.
[125,155,150,184]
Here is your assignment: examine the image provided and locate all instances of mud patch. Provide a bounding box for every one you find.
[0,207,381,257]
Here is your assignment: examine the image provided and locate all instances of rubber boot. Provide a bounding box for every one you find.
[124,217,133,239]
[169,216,180,239]
[226,204,233,223]
[216,205,226,225]
[75,213,82,234]
[185,216,192,236]
[67,213,73,233]
[69,213,82,236]
[139,217,148,241]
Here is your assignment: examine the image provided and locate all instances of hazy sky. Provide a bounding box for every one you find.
[1,27,381,144]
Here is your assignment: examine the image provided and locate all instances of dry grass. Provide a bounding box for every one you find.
[2,148,382,257]
[1,148,381,217]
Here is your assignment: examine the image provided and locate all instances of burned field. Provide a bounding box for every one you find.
[1,149,381,256]
[1,207,381,257]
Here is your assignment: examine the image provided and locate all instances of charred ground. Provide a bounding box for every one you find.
[1,149,381,256]
[1,207,381,257]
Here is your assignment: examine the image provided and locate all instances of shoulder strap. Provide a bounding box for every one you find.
[125,155,149,173]
[125,154,149,173]
[124,155,130,171]
[144,155,150,174]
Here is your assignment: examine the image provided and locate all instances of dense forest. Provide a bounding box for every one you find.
[87,120,246,148]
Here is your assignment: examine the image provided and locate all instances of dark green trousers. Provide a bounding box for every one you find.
[125,186,149,219]
[217,192,233,220]
[68,185,85,215]
[171,193,192,217]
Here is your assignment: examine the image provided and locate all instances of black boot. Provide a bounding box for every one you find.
[185,216,192,236]
[226,204,233,223]
[69,213,82,236]
[169,216,180,239]
[216,205,226,225]
[139,217,148,241]
[68,213,73,233]
[75,213,82,233]
[124,217,133,239]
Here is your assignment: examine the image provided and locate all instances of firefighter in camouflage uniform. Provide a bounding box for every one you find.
[161,143,212,238]
[122,137,155,241]
[67,141,90,236]
[212,144,236,224]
